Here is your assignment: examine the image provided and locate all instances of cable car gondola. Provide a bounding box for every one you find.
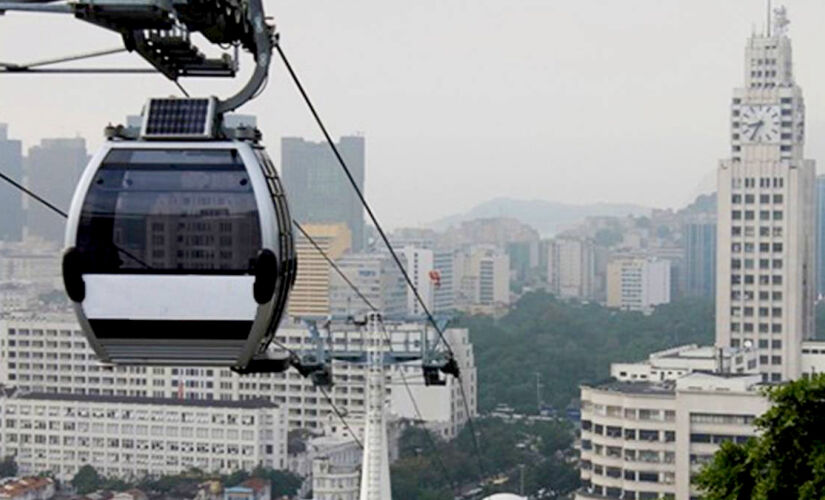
[62,97,296,368]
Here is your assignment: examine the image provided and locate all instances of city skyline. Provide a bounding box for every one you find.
[6,2,825,228]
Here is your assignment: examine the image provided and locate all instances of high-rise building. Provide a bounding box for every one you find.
[606,257,670,313]
[328,253,407,317]
[816,175,825,298]
[400,246,435,317]
[24,138,87,245]
[432,249,456,314]
[0,124,23,242]
[281,136,365,251]
[454,245,510,315]
[547,237,596,300]
[506,240,539,283]
[715,11,816,382]
[683,214,717,298]
[288,223,351,318]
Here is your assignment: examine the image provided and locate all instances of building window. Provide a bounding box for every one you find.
[638,472,659,483]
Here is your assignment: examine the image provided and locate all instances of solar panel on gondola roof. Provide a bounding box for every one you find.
[142,97,215,138]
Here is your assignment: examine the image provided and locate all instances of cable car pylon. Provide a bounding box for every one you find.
[360,312,392,500]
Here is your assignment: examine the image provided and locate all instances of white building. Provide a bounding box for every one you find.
[454,245,509,315]
[400,246,435,317]
[715,10,816,382]
[0,241,61,291]
[606,257,670,313]
[0,315,477,436]
[312,457,359,500]
[432,249,456,314]
[390,328,477,439]
[576,346,768,500]
[547,237,596,301]
[0,391,287,482]
[329,253,407,317]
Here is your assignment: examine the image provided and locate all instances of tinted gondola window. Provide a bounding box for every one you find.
[77,149,261,273]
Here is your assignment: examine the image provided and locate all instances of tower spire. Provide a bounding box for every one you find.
[767,0,772,36]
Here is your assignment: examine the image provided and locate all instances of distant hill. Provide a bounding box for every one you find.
[431,197,652,236]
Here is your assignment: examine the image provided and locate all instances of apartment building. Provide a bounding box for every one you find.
[0,315,477,435]
[287,223,351,318]
[576,345,768,500]
[0,392,286,482]
[606,257,670,313]
[546,237,596,301]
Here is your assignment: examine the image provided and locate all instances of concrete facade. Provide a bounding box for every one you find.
[606,257,670,313]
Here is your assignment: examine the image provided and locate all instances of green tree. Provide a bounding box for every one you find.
[695,374,825,499]
[72,465,102,494]
[458,291,714,413]
[250,466,303,497]
[0,456,17,478]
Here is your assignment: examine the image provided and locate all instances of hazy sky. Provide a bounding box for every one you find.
[2,1,825,228]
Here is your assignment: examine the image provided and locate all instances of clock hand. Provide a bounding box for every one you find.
[749,121,763,141]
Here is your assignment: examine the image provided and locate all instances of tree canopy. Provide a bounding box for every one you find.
[0,456,17,479]
[391,418,578,500]
[72,465,103,494]
[456,291,714,413]
[695,374,825,499]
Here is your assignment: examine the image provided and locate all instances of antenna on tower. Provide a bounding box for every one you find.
[767,0,772,36]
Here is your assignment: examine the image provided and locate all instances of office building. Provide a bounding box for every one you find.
[683,215,717,299]
[546,237,596,300]
[506,240,539,283]
[281,136,365,251]
[288,223,351,318]
[0,391,287,482]
[432,249,456,314]
[0,125,23,242]
[576,345,767,500]
[606,257,670,313]
[816,175,825,298]
[329,253,407,317]
[454,246,510,315]
[0,315,476,434]
[400,246,435,317]
[577,372,767,500]
[24,138,87,245]
[715,10,816,381]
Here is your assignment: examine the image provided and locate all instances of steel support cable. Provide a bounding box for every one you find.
[295,220,458,490]
[0,170,152,268]
[319,385,363,449]
[0,168,362,453]
[293,219,377,312]
[273,42,454,359]
[274,42,488,483]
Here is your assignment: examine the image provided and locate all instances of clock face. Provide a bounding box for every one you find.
[739,105,781,143]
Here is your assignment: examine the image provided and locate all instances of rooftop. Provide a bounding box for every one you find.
[584,379,675,395]
[13,392,277,409]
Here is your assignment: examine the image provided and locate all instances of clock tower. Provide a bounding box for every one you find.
[716,6,816,382]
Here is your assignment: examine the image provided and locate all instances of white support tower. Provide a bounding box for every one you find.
[359,313,392,500]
